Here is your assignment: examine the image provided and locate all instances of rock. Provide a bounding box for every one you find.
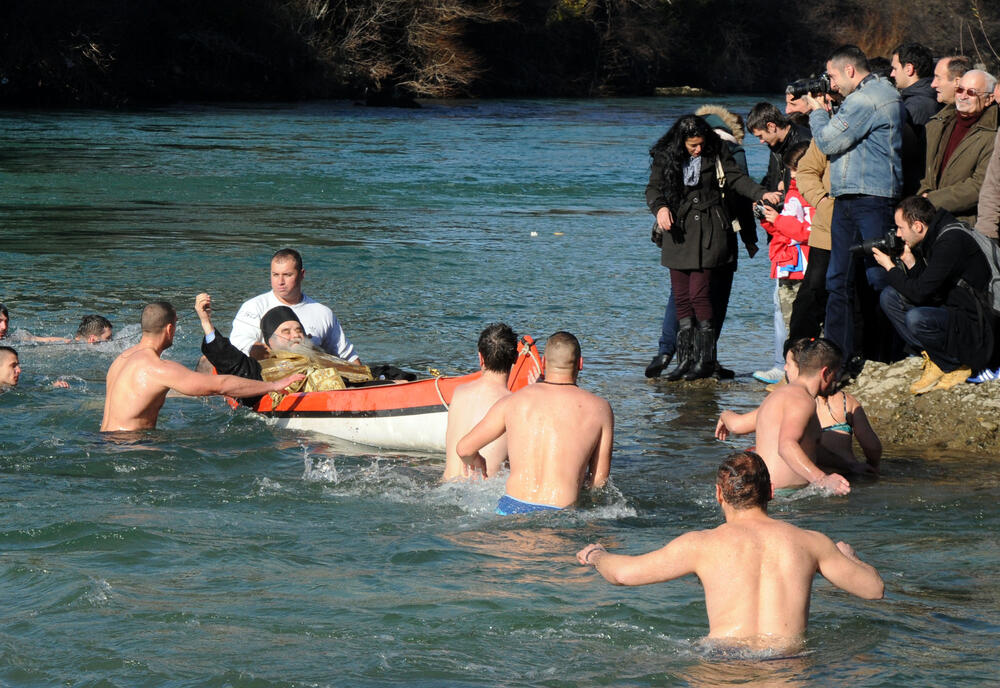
[845,358,1000,456]
[654,85,714,97]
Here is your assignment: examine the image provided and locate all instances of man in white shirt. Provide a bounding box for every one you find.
[230,248,361,363]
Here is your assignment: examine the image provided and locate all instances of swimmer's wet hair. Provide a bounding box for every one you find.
[140,302,177,334]
[76,314,112,338]
[0,303,7,318]
[478,323,518,374]
[0,345,17,359]
[271,248,303,271]
[717,451,771,509]
[791,337,842,377]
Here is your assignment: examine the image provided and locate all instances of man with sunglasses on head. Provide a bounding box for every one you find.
[918,69,998,225]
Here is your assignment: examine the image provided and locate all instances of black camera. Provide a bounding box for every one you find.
[849,231,904,257]
[752,199,781,221]
[786,74,831,99]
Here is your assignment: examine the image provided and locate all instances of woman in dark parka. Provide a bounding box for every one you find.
[646,114,778,380]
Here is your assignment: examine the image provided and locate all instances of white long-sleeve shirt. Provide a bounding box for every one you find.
[229,291,358,361]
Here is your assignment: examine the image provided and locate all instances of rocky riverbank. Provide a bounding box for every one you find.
[652,356,1000,456]
[846,357,1000,455]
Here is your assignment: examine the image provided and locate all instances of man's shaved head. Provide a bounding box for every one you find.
[544,331,581,372]
[140,302,177,334]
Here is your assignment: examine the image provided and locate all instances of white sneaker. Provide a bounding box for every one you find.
[753,366,785,384]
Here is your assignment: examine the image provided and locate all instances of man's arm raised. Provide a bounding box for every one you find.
[456,396,510,479]
[814,533,884,600]
[778,396,850,495]
[155,359,303,400]
[577,532,701,586]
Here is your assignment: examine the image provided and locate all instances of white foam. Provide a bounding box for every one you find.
[84,578,113,606]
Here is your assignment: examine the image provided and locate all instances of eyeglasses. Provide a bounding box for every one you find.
[955,86,986,98]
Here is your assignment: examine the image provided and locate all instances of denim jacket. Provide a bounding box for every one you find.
[809,74,903,199]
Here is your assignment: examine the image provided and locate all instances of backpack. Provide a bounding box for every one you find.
[938,220,1000,316]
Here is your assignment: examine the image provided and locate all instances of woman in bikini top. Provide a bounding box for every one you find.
[815,390,882,475]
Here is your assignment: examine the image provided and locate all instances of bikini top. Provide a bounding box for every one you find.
[821,394,853,435]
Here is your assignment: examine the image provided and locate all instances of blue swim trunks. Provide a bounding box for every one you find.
[496,494,563,515]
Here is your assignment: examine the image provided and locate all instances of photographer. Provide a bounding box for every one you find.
[805,45,904,366]
[871,196,993,394]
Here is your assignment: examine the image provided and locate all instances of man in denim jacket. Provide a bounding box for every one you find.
[805,45,904,364]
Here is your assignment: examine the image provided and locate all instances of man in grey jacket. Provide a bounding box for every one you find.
[805,45,904,364]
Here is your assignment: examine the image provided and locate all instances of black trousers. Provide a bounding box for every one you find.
[788,247,830,342]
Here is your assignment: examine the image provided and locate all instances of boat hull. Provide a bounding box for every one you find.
[236,336,541,452]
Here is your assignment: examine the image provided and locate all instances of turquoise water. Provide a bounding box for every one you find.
[1,99,998,686]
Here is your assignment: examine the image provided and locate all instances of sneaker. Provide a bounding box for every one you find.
[934,366,972,391]
[967,367,1000,384]
[909,351,945,395]
[752,366,785,384]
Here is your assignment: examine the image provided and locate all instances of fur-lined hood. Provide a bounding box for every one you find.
[694,105,745,144]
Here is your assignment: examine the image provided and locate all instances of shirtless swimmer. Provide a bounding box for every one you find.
[443,323,520,481]
[578,450,883,652]
[457,331,613,514]
[101,301,304,432]
[715,337,851,495]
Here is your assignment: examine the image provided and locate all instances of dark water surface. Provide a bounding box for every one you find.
[1,99,997,686]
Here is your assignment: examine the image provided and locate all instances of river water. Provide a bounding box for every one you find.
[1,99,997,686]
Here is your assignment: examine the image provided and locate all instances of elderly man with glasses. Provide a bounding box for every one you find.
[918,69,998,225]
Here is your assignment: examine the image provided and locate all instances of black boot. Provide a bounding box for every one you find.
[712,362,735,380]
[684,321,717,380]
[666,318,695,381]
[645,352,673,378]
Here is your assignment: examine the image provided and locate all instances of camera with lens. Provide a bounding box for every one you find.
[786,74,831,99]
[849,231,904,257]
[752,199,781,221]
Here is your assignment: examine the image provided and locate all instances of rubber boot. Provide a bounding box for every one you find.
[684,321,717,380]
[645,352,673,378]
[665,318,695,381]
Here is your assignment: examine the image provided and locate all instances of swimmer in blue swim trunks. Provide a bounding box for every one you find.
[577,451,884,653]
[457,331,613,515]
[495,494,563,515]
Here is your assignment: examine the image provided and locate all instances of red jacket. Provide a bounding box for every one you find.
[761,179,812,280]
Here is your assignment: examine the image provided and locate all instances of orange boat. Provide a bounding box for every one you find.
[229,336,541,452]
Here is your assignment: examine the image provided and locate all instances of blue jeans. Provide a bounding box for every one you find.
[879,286,960,371]
[824,195,895,358]
[658,263,736,355]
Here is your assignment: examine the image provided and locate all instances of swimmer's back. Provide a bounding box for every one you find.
[443,378,511,480]
[503,382,613,507]
[697,517,821,643]
[101,346,169,431]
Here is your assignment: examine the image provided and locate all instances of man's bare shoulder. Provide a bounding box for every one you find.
[760,383,813,413]
[453,376,509,401]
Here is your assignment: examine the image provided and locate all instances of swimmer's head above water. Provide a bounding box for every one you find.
[717,451,772,510]
[478,323,518,374]
[0,346,20,387]
[75,314,113,343]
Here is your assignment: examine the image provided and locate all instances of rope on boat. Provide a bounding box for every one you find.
[433,373,449,411]
[523,338,543,381]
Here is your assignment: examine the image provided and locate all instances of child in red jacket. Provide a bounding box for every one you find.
[756,141,812,384]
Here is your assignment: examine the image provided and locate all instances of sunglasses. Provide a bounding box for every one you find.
[955,86,987,98]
